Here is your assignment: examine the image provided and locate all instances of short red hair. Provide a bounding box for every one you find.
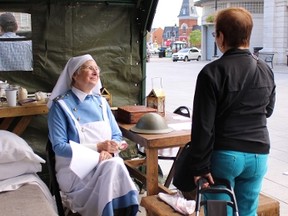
[215,7,253,47]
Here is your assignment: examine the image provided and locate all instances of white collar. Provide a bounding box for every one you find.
[71,87,92,103]
[0,32,22,38]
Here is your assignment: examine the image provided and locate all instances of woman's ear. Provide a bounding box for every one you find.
[219,32,224,46]
[71,71,79,85]
[217,31,226,51]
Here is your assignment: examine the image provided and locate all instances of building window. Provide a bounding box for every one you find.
[230,2,263,14]
[166,32,170,38]
[202,2,263,16]
[181,23,188,33]
[182,8,186,15]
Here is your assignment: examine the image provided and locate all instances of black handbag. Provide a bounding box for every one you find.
[173,141,196,191]
[173,56,258,192]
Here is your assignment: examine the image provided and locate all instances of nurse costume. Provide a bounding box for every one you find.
[47,54,139,216]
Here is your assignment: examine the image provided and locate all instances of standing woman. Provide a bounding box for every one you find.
[174,7,276,216]
[47,54,139,216]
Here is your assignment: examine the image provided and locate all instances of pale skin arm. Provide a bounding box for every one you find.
[97,140,128,162]
[97,140,119,153]
[194,173,215,188]
[98,150,113,162]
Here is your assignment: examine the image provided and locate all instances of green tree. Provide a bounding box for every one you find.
[189,30,201,48]
[206,15,214,23]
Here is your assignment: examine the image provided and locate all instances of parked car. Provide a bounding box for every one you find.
[149,47,160,54]
[172,47,201,62]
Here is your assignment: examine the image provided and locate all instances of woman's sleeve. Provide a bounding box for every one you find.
[105,101,122,142]
[266,71,276,118]
[187,71,217,176]
[48,102,73,157]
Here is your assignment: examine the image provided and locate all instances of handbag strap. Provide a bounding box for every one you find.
[218,56,258,120]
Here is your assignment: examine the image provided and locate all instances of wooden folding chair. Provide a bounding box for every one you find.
[136,106,191,188]
[46,140,80,216]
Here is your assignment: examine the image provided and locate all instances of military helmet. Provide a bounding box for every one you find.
[131,113,173,134]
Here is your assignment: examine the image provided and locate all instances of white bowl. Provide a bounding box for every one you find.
[0,83,9,89]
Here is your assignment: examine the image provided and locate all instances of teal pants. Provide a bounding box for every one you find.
[205,150,268,216]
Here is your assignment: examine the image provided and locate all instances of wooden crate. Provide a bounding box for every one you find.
[117,105,157,124]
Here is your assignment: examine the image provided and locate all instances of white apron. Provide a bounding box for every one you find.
[55,98,138,216]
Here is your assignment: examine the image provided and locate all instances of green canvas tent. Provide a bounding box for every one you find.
[0,0,159,106]
[0,0,159,160]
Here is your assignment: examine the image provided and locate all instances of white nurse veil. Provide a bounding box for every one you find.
[47,54,102,109]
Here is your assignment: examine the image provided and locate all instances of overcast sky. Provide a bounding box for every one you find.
[152,0,202,29]
[152,0,182,29]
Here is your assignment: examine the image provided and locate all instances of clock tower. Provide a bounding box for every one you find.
[178,0,199,44]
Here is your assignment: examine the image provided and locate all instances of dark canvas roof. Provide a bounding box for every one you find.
[0,0,159,106]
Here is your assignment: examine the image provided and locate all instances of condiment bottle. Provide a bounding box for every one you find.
[18,87,28,101]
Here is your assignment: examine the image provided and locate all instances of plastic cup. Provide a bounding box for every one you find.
[5,89,18,107]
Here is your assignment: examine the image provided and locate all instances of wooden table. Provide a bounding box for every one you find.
[0,102,49,135]
[118,113,191,196]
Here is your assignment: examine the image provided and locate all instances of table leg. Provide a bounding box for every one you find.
[164,147,184,188]
[12,116,33,135]
[145,148,159,196]
[0,117,14,130]
[0,116,33,135]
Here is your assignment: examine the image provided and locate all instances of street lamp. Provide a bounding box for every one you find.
[172,24,178,51]
[213,0,218,58]
[171,24,177,42]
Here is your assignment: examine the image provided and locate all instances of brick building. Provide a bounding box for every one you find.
[161,0,199,50]
[147,27,164,51]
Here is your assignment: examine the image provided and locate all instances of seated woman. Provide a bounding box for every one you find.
[47,54,139,216]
